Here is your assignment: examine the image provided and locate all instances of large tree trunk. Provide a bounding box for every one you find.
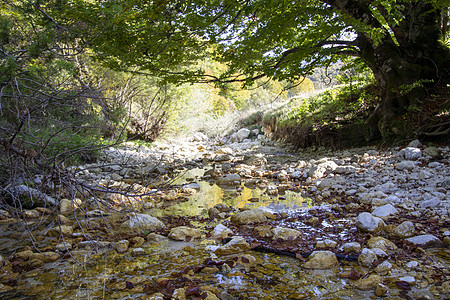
[356,3,450,141]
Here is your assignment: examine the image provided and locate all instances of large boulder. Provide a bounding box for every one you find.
[356,212,385,233]
[231,209,268,225]
[302,251,339,269]
[119,213,165,234]
[404,147,422,160]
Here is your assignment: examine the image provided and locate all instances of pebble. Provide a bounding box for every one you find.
[2,137,449,299]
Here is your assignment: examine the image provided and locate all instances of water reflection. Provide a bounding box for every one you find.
[159,167,311,217]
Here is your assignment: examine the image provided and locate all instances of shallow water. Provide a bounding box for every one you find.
[0,168,449,300]
[153,167,311,218]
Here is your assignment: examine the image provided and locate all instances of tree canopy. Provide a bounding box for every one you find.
[3,0,450,140]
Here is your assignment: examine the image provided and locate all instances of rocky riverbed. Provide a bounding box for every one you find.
[0,133,449,299]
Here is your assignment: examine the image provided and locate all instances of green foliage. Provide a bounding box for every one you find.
[272,79,376,130]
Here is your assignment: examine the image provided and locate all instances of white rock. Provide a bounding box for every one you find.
[308,161,338,178]
[406,235,445,248]
[358,248,377,267]
[406,261,419,269]
[419,197,441,209]
[120,213,165,233]
[289,171,303,179]
[374,260,392,274]
[399,276,416,284]
[231,128,251,142]
[371,204,399,219]
[192,132,208,142]
[356,212,386,233]
[132,247,146,256]
[397,161,415,170]
[385,195,403,204]
[212,224,233,239]
[405,147,422,160]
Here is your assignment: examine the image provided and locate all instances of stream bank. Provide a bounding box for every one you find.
[0,134,449,299]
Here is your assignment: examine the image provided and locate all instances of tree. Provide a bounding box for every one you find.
[65,0,449,140]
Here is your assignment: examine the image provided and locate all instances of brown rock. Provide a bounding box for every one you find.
[302,251,339,269]
[354,274,382,290]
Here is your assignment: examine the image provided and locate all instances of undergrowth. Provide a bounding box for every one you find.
[261,83,378,149]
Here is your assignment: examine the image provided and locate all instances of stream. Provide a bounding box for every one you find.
[0,137,449,299]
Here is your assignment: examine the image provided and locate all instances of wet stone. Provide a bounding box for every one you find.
[354,274,382,290]
[302,251,338,269]
[214,236,250,256]
[231,208,267,224]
